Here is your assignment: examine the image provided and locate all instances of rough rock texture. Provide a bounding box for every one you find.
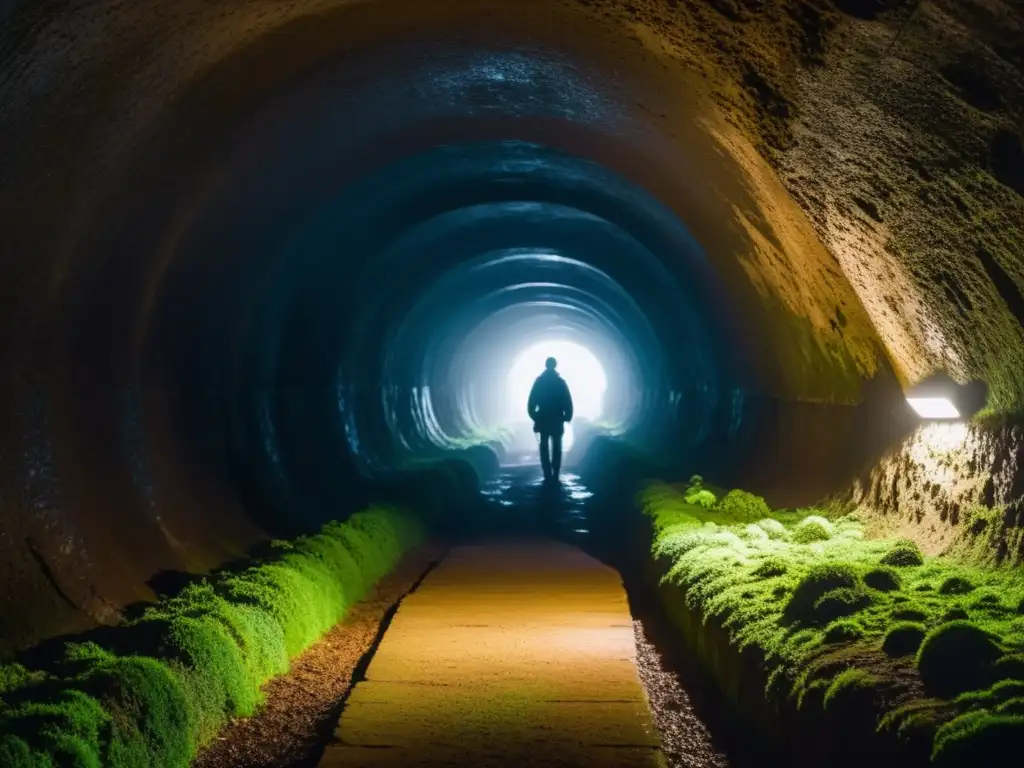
[850,421,1024,561]
[0,0,1022,650]
[574,0,1024,411]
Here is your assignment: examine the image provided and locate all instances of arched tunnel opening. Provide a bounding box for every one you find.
[1,1,1023,766]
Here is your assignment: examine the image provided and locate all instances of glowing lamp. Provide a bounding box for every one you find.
[906,397,960,420]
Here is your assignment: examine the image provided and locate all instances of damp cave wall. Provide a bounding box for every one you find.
[0,0,1022,652]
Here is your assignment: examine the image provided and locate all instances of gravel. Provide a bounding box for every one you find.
[192,544,444,768]
[633,618,732,768]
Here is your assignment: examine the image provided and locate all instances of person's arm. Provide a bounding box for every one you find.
[527,378,539,420]
[562,380,574,422]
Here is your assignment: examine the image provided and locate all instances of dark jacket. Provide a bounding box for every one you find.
[527,370,573,434]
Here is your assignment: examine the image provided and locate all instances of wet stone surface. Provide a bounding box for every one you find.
[477,463,737,768]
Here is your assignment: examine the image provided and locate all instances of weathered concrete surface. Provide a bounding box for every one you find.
[321,540,665,767]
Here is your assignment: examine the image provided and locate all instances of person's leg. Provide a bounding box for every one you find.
[539,432,552,478]
[551,431,563,478]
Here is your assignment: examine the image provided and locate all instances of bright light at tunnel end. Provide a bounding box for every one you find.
[507,340,607,422]
[906,397,960,420]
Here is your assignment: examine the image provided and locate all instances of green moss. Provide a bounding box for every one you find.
[883,622,927,657]
[994,654,1024,681]
[880,541,925,567]
[939,576,977,595]
[757,518,788,540]
[752,556,788,578]
[685,488,717,508]
[932,710,1024,766]
[784,564,860,624]
[1,505,423,767]
[823,619,864,644]
[717,489,772,522]
[813,587,873,624]
[917,621,1002,698]
[892,607,929,622]
[823,668,882,712]
[942,606,970,622]
[641,480,1024,762]
[0,734,35,768]
[864,566,902,592]
[0,664,47,696]
[791,516,834,543]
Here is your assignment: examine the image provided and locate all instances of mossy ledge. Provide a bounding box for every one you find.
[640,480,1024,767]
[0,505,425,767]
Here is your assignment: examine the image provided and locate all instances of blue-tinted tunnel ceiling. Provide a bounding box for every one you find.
[1,0,900,548]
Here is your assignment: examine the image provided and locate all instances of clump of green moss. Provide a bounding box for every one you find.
[881,540,925,567]
[717,489,771,522]
[824,619,864,644]
[893,607,929,622]
[641,480,1024,761]
[883,622,927,657]
[685,488,717,508]
[864,566,902,592]
[940,576,977,595]
[757,518,788,540]
[824,668,883,713]
[814,587,873,624]
[970,591,1002,608]
[994,654,1024,681]
[932,709,1024,766]
[784,564,860,624]
[792,516,834,543]
[917,621,1003,697]
[0,505,423,767]
[753,557,788,578]
[942,606,970,622]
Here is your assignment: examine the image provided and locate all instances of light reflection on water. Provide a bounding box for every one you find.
[479,468,595,536]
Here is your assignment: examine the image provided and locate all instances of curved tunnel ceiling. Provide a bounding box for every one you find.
[1,0,1021,648]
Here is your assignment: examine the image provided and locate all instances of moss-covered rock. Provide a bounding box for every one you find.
[939,576,977,595]
[813,587,873,624]
[756,518,788,540]
[752,556,788,578]
[685,488,717,508]
[717,489,772,522]
[994,654,1024,681]
[892,607,929,622]
[792,516,834,543]
[784,564,861,625]
[932,710,1024,767]
[883,622,927,657]
[823,619,864,644]
[864,566,902,592]
[917,621,1002,697]
[941,606,970,622]
[880,541,925,567]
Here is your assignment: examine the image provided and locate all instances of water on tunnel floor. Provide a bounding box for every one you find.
[476,466,595,541]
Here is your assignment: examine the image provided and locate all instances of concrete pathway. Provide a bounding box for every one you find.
[320,539,665,767]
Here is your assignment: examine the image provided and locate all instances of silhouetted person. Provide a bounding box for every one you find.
[527,357,573,481]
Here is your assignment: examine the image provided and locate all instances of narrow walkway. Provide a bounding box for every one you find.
[320,539,665,767]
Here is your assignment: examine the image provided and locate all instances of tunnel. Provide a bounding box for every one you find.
[1,1,1023,766]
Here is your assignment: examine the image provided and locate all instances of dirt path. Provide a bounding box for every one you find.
[193,544,445,768]
[319,538,666,767]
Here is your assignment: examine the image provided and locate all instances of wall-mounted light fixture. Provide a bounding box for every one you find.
[906,396,960,420]
[905,374,986,421]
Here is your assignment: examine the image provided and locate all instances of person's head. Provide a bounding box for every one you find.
[545,357,557,371]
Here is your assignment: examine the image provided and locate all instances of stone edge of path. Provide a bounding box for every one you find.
[192,541,447,768]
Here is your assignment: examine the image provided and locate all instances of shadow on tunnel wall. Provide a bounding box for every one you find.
[575,370,920,513]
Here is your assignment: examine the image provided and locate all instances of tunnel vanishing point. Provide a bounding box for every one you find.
[1,0,1023,711]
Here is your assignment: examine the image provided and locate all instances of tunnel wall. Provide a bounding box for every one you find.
[0,0,1021,652]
